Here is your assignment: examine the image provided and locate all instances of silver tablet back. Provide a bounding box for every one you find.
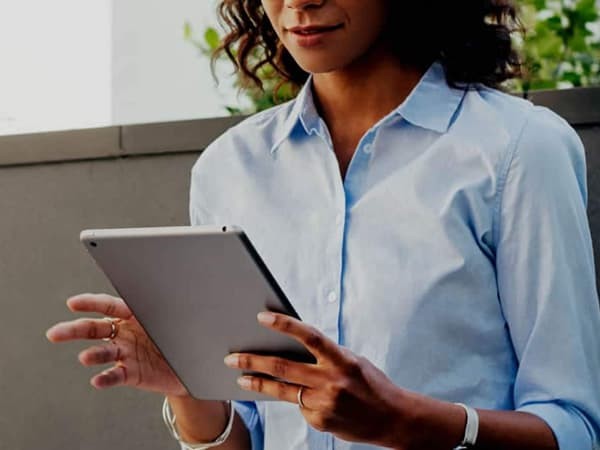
[80,225,314,401]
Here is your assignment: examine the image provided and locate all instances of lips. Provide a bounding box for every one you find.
[287,24,343,35]
[285,23,344,48]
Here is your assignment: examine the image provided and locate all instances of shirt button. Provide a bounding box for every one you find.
[327,291,338,303]
[335,213,343,225]
[363,143,373,154]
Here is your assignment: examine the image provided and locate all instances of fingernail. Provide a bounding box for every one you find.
[45,327,60,341]
[224,354,239,367]
[237,377,251,389]
[257,312,276,325]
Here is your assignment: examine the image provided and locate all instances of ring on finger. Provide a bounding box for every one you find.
[297,385,306,409]
[102,317,122,342]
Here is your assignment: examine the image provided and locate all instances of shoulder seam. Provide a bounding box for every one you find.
[491,103,536,248]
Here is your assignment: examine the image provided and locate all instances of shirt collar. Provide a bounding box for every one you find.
[270,76,321,154]
[270,59,467,154]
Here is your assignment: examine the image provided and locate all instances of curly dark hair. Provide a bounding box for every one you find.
[213,0,525,93]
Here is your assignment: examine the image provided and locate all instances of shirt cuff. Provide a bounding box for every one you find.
[233,400,264,450]
[518,401,597,450]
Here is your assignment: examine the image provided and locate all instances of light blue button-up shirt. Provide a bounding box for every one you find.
[189,60,600,450]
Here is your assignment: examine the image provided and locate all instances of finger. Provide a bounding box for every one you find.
[46,317,116,342]
[66,293,132,319]
[90,364,129,389]
[257,312,343,363]
[78,344,125,366]
[224,353,323,387]
[237,376,316,409]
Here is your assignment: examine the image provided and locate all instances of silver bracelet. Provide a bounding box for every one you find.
[162,397,235,450]
[453,402,479,449]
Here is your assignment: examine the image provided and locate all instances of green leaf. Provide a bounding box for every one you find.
[562,71,583,85]
[530,79,559,90]
[531,26,564,58]
[574,0,598,23]
[568,26,589,52]
[183,21,192,40]
[225,106,243,116]
[204,27,220,50]
[544,15,563,32]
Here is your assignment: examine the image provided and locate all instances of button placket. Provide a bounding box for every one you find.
[321,211,344,340]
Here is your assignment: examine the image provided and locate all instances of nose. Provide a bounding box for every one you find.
[284,0,325,10]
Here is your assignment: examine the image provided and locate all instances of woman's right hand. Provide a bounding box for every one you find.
[46,293,189,397]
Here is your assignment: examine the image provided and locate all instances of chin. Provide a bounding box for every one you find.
[291,54,348,75]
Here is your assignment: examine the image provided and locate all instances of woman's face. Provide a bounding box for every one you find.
[261,0,390,74]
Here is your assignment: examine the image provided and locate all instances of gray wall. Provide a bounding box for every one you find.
[2,153,198,450]
[0,88,599,450]
[0,117,243,450]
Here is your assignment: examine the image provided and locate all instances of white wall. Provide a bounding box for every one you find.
[0,0,237,136]
[0,0,112,135]
[112,0,238,125]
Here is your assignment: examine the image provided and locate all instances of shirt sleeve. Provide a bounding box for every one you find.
[494,105,600,449]
[232,401,264,450]
[189,153,265,450]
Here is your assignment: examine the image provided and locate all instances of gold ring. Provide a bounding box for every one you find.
[102,317,121,341]
[297,385,306,409]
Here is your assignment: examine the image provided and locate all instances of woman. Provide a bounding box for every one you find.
[46,0,600,449]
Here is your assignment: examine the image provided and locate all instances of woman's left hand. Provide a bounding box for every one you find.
[223,311,409,448]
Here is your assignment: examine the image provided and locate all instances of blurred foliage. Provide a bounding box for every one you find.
[184,22,298,115]
[511,0,600,92]
[184,0,600,114]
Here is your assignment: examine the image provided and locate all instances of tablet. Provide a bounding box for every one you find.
[80,225,315,401]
